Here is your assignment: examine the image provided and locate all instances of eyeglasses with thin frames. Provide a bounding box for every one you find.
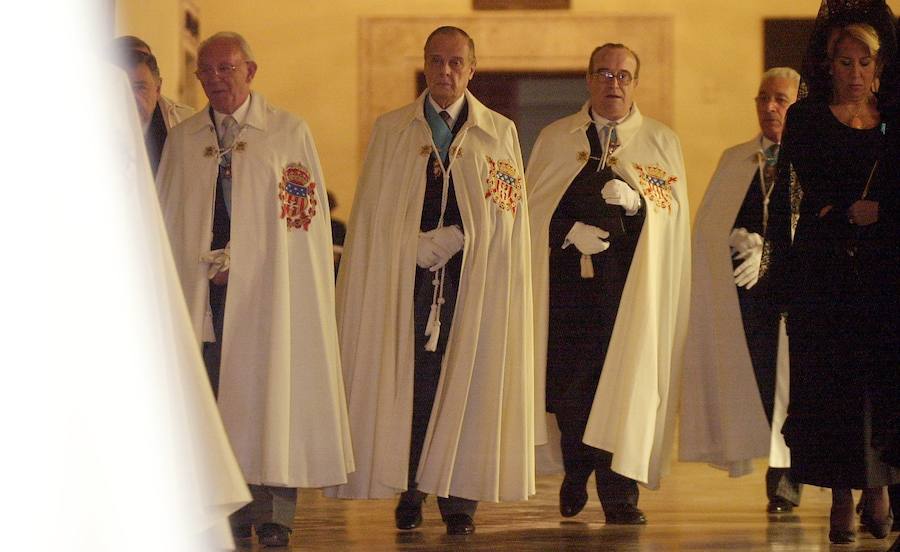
[590,69,634,86]
[194,62,248,80]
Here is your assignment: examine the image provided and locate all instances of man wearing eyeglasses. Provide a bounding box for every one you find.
[157,31,353,547]
[327,26,533,536]
[111,36,194,175]
[527,43,690,525]
[681,67,802,515]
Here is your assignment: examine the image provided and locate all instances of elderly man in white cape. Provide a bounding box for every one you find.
[527,43,690,525]
[157,32,353,547]
[680,67,802,515]
[326,26,535,536]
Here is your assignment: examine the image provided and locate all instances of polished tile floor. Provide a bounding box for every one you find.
[237,459,898,551]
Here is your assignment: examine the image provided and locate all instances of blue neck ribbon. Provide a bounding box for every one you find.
[424,99,453,162]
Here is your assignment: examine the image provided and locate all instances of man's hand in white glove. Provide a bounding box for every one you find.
[601,178,641,215]
[416,225,465,271]
[562,221,610,255]
[729,228,763,289]
[728,227,762,255]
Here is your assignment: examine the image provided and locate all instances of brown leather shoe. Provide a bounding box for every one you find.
[604,503,647,525]
[256,523,291,547]
[444,513,475,535]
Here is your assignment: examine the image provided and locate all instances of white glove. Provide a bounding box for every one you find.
[729,228,763,289]
[199,242,231,279]
[562,221,610,256]
[601,178,641,215]
[416,225,464,271]
[728,227,762,255]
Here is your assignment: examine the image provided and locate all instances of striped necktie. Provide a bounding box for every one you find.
[605,123,619,153]
[219,115,238,214]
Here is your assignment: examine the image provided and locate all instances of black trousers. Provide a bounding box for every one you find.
[400,260,476,519]
[738,292,802,506]
[554,407,638,511]
[767,468,802,505]
[201,281,227,398]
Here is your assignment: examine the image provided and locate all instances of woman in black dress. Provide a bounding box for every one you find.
[769,1,900,544]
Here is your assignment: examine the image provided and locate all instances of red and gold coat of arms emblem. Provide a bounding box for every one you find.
[633,162,677,212]
[278,163,318,231]
[484,156,523,215]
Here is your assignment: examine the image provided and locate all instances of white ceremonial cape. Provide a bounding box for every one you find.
[160,95,195,129]
[527,103,690,489]
[328,90,535,502]
[679,136,791,476]
[157,92,354,487]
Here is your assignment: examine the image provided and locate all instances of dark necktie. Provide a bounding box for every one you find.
[439,110,452,130]
[211,117,236,251]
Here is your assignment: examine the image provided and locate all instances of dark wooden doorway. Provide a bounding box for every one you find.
[416,71,589,164]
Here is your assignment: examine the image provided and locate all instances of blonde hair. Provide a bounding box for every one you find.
[827,23,881,64]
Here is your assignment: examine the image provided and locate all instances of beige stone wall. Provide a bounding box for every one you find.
[114,0,185,101]
[116,0,899,220]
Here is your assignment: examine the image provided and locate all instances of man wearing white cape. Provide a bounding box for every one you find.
[327,26,534,536]
[157,32,353,547]
[527,43,690,524]
[680,67,802,514]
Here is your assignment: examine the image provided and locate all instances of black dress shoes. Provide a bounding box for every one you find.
[444,513,476,535]
[395,501,423,530]
[766,497,795,514]
[603,503,647,525]
[256,523,292,548]
[559,478,589,518]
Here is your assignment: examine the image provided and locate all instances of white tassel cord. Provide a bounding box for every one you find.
[422,125,467,351]
[424,266,444,352]
[580,254,595,279]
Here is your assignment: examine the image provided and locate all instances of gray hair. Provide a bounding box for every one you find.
[424,26,476,65]
[199,31,256,62]
[761,66,801,87]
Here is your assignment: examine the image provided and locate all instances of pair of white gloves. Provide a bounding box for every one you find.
[417,225,465,271]
[729,227,763,289]
[562,179,641,255]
